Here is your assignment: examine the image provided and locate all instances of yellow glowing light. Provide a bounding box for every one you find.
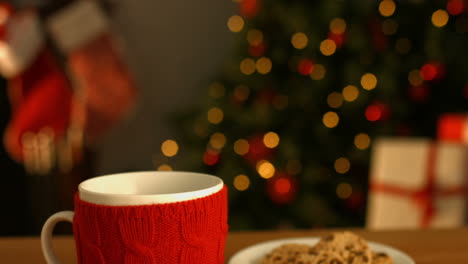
[342,85,359,102]
[157,164,173,171]
[336,183,353,199]
[382,19,398,35]
[240,58,256,75]
[161,139,179,157]
[395,38,411,54]
[233,174,250,191]
[210,132,227,150]
[247,29,263,45]
[263,131,280,149]
[256,160,276,179]
[323,111,340,128]
[233,85,250,102]
[334,157,351,174]
[327,92,343,109]
[432,9,449,28]
[408,69,423,86]
[361,73,378,90]
[273,95,289,110]
[379,0,396,17]
[291,32,308,50]
[207,107,224,124]
[208,82,225,98]
[256,57,272,74]
[320,39,337,56]
[227,15,244,32]
[354,133,371,150]
[234,139,249,155]
[330,18,347,34]
[286,160,302,175]
[310,64,326,80]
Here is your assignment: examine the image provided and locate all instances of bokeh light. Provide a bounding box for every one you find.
[420,64,438,80]
[379,0,396,17]
[320,39,337,56]
[297,59,314,75]
[336,183,353,199]
[342,85,359,102]
[361,73,378,90]
[291,32,308,49]
[447,0,465,16]
[330,18,347,34]
[323,111,340,128]
[207,107,224,124]
[161,139,179,157]
[256,160,276,179]
[233,85,250,102]
[365,104,383,121]
[240,58,256,75]
[432,9,449,28]
[327,92,343,108]
[234,139,250,155]
[233,174,250,191]
[354,133,371,150]
[227,15,244,32]
[408,69,423,86]
[157,164,173,171]
[310,64,326,80]
[274,178,292,194]
[256,57,272,74]
[209,132,226,150]
[203,149,219,165]
[334,157,351,174]
[263,131,280,149]
[247,29,263,45]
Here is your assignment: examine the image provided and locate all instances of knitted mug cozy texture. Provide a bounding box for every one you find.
[73,186,228,264]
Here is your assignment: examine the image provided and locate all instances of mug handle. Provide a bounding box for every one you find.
[41,211,75,264]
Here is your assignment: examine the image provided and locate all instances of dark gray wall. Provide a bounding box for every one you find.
[94,0,234,174]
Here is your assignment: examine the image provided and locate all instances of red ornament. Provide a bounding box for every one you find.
[408,85,430,102]
[267,172,297,205]
[248,42,266,57]
[240,0,261,19]
[365,102,390,122]
[327,32,345,47]
[244,134,274,163]
[447,0,465,15]
[297,59,314,76]
[203,149,219,166]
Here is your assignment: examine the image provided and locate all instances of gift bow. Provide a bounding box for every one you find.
[370,144,467,227]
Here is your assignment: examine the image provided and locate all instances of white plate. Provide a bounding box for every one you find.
[229,237,415,264]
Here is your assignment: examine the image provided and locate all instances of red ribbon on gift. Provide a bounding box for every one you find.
[370,144,467,227]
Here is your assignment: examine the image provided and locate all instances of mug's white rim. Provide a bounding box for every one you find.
[78,171,224,206]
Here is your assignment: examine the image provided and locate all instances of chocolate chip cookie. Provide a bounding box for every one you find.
[371,252,393,264]
[259,243,312,264]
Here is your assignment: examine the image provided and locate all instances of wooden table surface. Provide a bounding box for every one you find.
[1,228,467,263]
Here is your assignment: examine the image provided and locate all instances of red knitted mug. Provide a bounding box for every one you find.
[41,171,228,264]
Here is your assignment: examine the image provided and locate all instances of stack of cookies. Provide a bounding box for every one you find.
[259,232,393,264]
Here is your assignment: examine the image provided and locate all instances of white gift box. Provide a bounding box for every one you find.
[367,138,467,229]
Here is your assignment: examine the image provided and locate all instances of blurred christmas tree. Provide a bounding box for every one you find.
[164,0,468,230]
